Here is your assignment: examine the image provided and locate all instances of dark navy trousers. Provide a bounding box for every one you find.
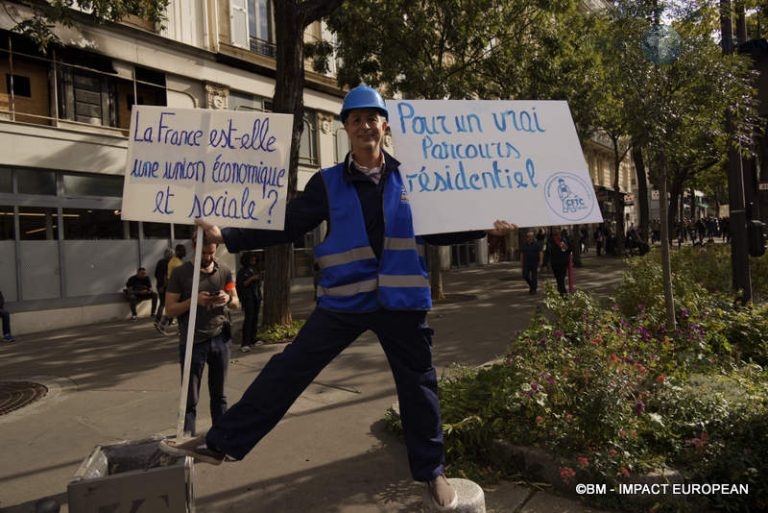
[206,307,445,482]
[180,333,230,436]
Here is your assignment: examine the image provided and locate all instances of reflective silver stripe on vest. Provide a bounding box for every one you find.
[378,274,429,288]
[384,237,425,257]
[315,246,376,269]
[317,278,378,297]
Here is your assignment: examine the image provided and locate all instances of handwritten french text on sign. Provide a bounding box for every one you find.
[387,100,603,235]
[121,106,292,229]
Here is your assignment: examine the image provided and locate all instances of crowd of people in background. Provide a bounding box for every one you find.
[115,216,732,335]
[510,216,731,297]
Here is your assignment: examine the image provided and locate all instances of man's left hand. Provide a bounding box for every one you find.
[195,219,224,244]
[487,220,517,237]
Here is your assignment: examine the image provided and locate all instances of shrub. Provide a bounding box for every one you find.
[418,245,768,512]
[256,319,305,343]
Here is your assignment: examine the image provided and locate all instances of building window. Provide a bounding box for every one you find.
[231,0,275,56]
[62,208,125,239]
[333,120,349,162]
[56,50,119,127]
[0,167,11,192]
[229,91,265,112]
[17,169,56,195]
[248,0,272,41]
[299,112,318,166]
[5,74,31,97]
[126,67,167,109]
[174,224,194,241]
[62,173,123,197]
[18,207,58,240]
[0,206,13,240]
[57,67,117,126]
[142,221,171,239]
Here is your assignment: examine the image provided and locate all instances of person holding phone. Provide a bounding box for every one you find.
[164,233,240,435]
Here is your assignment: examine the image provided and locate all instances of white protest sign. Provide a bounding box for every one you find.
[387,100,603,235]
[121,106,293,229]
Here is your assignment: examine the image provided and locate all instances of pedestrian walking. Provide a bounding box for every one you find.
[161,84,515,511]
[520,230,543,294]
[156,244,187,335]
[545,228,572,296]
[236,251,263,353]
[154,248,173,325]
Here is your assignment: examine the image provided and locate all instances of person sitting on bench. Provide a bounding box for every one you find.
[124,267,158,320]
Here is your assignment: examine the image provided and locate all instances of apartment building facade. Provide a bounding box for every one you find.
[0,0,364,334]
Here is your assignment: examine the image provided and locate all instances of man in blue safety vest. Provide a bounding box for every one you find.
[161,85,515,511]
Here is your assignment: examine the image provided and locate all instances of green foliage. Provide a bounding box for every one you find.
[256,320,305,344]
[593,0,759,227]
[324,0,602,138]
[398,246,768,511]
[4,0,169,51]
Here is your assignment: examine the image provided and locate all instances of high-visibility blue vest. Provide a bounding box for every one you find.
[314,163,431,312]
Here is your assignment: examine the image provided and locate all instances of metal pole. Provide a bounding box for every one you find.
[721,0,752,302]
[176,226,204,437]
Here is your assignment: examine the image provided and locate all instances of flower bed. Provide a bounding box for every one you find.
[388,247,768,512]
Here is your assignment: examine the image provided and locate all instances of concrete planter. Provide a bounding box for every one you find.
[491,440,684,506]
[67,437,194,513]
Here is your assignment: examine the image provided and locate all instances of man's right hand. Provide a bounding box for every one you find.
[195,219,224,244]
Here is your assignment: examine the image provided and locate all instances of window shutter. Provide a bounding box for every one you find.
[230,0,249,48]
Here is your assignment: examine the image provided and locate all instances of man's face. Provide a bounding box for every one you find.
[137,269,147,278]
[344,108,387,153]
[201,243,218,267]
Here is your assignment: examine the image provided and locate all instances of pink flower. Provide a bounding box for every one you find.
[619,467,630,477]
[577,456,589,468]
[607,448,618,458]
[559,466,577,483]
[655,373,667,384]
[686,431,710,453]
[535,415,544,424]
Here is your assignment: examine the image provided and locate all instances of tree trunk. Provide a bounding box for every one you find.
[689,186,696,222]
[429,245,445,300]
[571,224,582,267]
[658,157,676,331]
[668,178,684,243]
[633,145,650,243]
[612,135,625,255]
[262,0,344,327]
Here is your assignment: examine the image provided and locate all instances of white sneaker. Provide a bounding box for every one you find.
[239,345,251,353]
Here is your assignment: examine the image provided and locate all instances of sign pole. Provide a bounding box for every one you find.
[175,226,204,438]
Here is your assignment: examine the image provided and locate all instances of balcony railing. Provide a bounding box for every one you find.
[250,37,276,58]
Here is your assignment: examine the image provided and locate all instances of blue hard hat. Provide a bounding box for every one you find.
[340,85,388,123]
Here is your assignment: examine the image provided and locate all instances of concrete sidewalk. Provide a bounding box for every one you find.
[0,255,626,513]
